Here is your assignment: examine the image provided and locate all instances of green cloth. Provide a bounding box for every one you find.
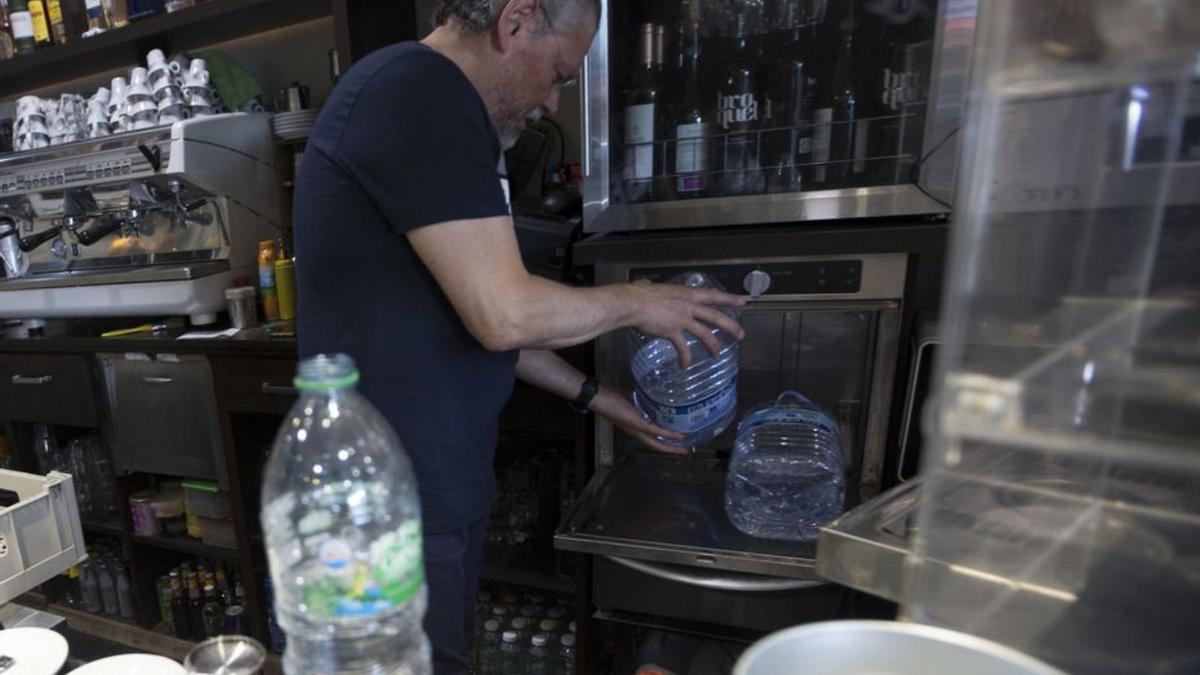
[191,50,263,111]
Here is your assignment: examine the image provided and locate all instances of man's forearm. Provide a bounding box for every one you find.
[498,277,639,351]
[515,349,587,400]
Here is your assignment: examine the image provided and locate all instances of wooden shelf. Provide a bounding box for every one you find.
[0,0,332,99]
[130,532,239,561]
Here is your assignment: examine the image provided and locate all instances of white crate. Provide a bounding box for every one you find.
[0,469,87,605]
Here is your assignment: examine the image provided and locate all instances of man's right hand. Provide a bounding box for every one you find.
[624,283,747,368]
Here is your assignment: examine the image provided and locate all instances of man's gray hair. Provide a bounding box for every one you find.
[431,0,601,34]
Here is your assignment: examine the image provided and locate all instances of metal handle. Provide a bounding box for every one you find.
[11,374,52,386]
[141,376,174,385]
[581,54,591,177]
[605,556,825,593]
[261,383,299,396]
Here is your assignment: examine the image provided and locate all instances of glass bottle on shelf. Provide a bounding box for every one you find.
[1,1,15,60]
[27,0,51,48]
[622,22,664,203]
[764,0,819,193]
[45,0,65,44]
[103,0,128,27]
[716,10,766,196]
[828,18,863,186]
[8,0,36,56]
[84,0,110,33]
[671,0,712,199]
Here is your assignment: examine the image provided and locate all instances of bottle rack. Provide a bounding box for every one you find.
[614,108,929,202]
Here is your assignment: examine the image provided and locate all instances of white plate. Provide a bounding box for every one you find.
[70,654,186,675]
[0,627,69,675]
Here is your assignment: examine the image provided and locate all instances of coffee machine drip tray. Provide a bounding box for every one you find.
[556,452,822,580]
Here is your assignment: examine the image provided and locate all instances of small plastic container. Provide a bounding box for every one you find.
[198,516,236,549]
[183,480,232,519]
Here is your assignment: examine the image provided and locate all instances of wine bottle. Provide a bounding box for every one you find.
[672,0,710,198]
[716,11,765,196]
[829,19,863,186]
[46,0,65,44]
[622,23,663,203]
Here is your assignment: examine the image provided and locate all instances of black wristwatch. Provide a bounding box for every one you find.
[569,376,600,414]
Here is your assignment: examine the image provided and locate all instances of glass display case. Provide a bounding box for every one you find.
[582,0,977,231]
[819,1,1200,672]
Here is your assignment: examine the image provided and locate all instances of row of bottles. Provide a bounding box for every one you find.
[472,589,577,675]
[52,541,135,620]
[0,0,207,59]
[616,0,933,202]
[156,558,247,641]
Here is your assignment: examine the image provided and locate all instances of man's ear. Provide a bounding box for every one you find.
[497,0,541,51]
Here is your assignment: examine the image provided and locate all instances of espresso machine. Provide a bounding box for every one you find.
[0,113,280,326]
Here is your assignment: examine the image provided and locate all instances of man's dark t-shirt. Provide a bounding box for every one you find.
[294,42,515,533]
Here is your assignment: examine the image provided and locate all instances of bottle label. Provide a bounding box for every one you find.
[675,122,708,192]
[48,0,63,24]
[29,2,49,41]
[624,104,655,180]
[718,92,760,130]
[85,0,103,8]
[10,12,35,40]
[639,379,737,435]
[302,520,425,619]
[812,107,833,182]
[259,264,275,288]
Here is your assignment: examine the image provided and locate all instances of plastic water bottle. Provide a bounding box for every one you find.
[629,272,741,447]
[528,634,555,675]
[479,619,503,674]
[559,633,576,675]
[261,354,430,674]
[499,630,525,674]
[724,391,845,541]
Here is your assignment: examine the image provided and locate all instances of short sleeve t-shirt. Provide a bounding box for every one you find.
[294,42,516,533]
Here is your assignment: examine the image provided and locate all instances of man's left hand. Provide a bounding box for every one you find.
[589,385,688,456]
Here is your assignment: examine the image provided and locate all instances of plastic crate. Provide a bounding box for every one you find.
[0,469,87,605]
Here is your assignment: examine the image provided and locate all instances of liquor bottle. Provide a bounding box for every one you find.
[622,22,663,203]
[671,0,711,198]
[8,0,35,56]
[764,0,816,193]
[202,582,224,639]
[27,0,50,48]
[170,571,190,640]
[828,19,862,186]
[84,0,110,32]
[45,0,64,44]
[716,11,765,196]
[187,573,205,641]
[1,1,16,59]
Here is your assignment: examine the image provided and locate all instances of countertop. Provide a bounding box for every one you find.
[0,318,298,358]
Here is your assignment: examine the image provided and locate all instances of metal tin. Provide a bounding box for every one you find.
[183,635,265,675]
[129,489,160,537]
[733,620,1067,675]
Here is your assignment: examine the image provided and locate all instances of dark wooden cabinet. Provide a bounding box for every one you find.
[0,354,99,427]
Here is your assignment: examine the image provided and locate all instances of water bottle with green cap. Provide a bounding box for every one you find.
[261,354,430,674]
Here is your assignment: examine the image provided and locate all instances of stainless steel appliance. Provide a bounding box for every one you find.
[558,230,908,632]
[0,114,281,325]
[580,0,977,232]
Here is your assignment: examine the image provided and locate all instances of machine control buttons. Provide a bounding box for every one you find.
[743,269,772,297]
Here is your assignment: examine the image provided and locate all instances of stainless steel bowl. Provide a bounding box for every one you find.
[733,621,1066,675]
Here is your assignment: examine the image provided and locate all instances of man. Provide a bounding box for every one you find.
[294,0,745,671]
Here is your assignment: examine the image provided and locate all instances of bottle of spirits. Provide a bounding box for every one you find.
[1,1,16,59]
[27,0,51,48]
[716,11,765,196]
[45,0,65,44]
[9,0,36,56]
[671,0,710,198]
[623,22,663,203]
[84,0,111,33]
[829,18,863,186]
